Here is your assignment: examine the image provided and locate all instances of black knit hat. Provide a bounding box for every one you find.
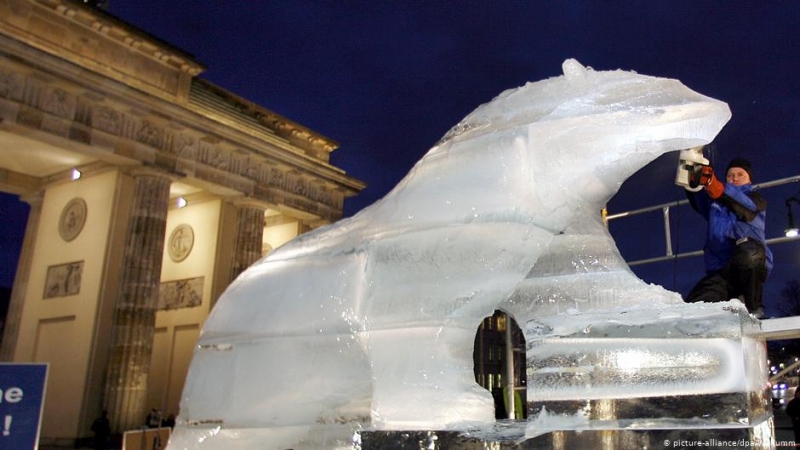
[726,157,752,179]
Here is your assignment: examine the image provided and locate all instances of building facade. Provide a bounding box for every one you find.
[0,0,364,445]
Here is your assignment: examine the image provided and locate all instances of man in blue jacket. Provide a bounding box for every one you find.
[685,157,772,318]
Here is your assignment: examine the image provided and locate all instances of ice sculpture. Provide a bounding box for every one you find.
[167,59,736,450]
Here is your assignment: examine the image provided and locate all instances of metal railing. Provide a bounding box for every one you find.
[604,175,800,266]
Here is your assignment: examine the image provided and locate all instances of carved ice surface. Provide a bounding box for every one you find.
[167,60,736,450]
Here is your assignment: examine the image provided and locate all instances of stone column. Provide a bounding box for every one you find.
[0,192,43,361]
[229,203,265,283]
[103,172,171,432]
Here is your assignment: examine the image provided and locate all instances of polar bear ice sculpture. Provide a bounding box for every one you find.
[167,60,731,449]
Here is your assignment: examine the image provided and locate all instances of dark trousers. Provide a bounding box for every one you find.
[686,240,767,312]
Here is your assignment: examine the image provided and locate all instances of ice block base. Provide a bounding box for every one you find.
[524,300,770,429]
[360,419,775,449]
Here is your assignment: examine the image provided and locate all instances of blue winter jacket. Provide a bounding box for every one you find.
[688,183,773,275]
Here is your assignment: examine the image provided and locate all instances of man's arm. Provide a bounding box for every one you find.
[716,190,766,222]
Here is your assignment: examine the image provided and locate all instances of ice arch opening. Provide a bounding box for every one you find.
[473,310,527,420]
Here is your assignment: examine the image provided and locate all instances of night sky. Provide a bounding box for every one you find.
[2,1,799,315]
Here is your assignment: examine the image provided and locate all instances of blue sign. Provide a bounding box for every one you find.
[0,363,48,450]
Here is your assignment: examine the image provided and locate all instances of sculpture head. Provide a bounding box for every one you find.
[368,60,732,234]
[441,59,730,151]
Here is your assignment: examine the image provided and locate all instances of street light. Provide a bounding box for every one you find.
[786,197,800,237]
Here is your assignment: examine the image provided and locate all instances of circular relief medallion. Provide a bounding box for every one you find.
[168,224,195,262]
[58,197,87,242]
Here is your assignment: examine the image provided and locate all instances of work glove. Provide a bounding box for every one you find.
[688,164,723,199]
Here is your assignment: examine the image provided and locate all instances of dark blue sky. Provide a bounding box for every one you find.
[2,1,799,313]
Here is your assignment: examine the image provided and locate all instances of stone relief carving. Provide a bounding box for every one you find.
[209,149,229,169]
[174,134,196,157]
[59,197,87,242]
[44,261,83,299]
[198,142,229,169]
[245,162,258,179]
[168,223,194,262]
[270,168,285,189]
[0,69,23,99]
[137,119,163,147]
[293,178,307,196]
[43,88,73,118]
[93,106,121,134]
[158,276,203,310]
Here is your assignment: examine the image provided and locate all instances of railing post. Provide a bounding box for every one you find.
[663,206,673,257]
